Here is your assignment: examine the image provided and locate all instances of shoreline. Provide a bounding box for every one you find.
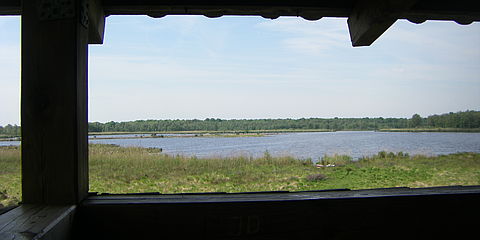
[378,128,480,133]
[88,129,334,135]
[2,128,480,142]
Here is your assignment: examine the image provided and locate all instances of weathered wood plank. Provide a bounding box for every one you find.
[0,205,76,240]
[83,185,480,204]
[21,0,89,204]
[0,205,37,231]
[347,0,418,46]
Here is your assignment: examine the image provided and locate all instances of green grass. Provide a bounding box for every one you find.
[0,146,21,208]
[1,144,480,208]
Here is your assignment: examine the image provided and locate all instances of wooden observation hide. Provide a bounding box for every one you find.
[0,1,479,239]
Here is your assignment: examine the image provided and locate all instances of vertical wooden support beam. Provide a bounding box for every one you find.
[347,0,417,47]
[21,0,89,204]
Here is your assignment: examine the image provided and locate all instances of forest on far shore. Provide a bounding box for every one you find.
[1,110,479,136]
[87,110,480,133]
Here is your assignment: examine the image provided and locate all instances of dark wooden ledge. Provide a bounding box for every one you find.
[83,185,480,204]
[2,186,479,239]
[76,186,480,240]
[0,205,76,240]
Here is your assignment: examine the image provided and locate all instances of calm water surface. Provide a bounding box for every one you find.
[3,131,480,160]
[95,131,480,160]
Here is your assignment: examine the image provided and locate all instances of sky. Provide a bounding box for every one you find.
[0,15,479,125]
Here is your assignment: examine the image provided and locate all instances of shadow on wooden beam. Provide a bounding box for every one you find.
[348,0,417,47]
[88,0,106,44]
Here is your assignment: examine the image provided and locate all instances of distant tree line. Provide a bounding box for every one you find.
[87,110,480,133]
[88,117,408,132]
[1,111,479,136]
[0,124,21,137]
[423,111,480,128]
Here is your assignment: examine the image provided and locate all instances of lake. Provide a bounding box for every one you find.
[4,131,479,160]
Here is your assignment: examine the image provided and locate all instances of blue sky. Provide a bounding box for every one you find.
[0,15,479,125]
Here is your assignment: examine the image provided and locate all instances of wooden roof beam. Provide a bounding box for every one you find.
[89,0,106,44]
[0,0,105,44]
[347,0,418,47]
[100,0,354,20]
[0,0,20,15]
[1,1,479,45]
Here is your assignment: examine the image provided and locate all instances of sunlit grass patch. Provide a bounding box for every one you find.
[0,146,21,208]
[88,145,480,194]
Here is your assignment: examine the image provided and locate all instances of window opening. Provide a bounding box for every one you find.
[0,15,21,208]
[1,15,479,204]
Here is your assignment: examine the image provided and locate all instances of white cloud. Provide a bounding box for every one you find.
[381,21,480,63]
[257,17,350,55]
[1,16,479,124]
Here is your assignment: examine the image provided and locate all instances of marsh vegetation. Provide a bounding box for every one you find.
[1,144,479,207]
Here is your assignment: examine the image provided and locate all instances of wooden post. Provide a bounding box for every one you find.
[21,0,89,204]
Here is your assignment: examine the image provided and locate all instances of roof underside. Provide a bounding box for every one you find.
[1,0,479,21]
[1,0,479,46]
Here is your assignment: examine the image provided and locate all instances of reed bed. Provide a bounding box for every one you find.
[1,144,479,208]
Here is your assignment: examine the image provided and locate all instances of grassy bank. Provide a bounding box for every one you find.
[89,129,333,135]
[378,128,480,133]
[1,145,480,207]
